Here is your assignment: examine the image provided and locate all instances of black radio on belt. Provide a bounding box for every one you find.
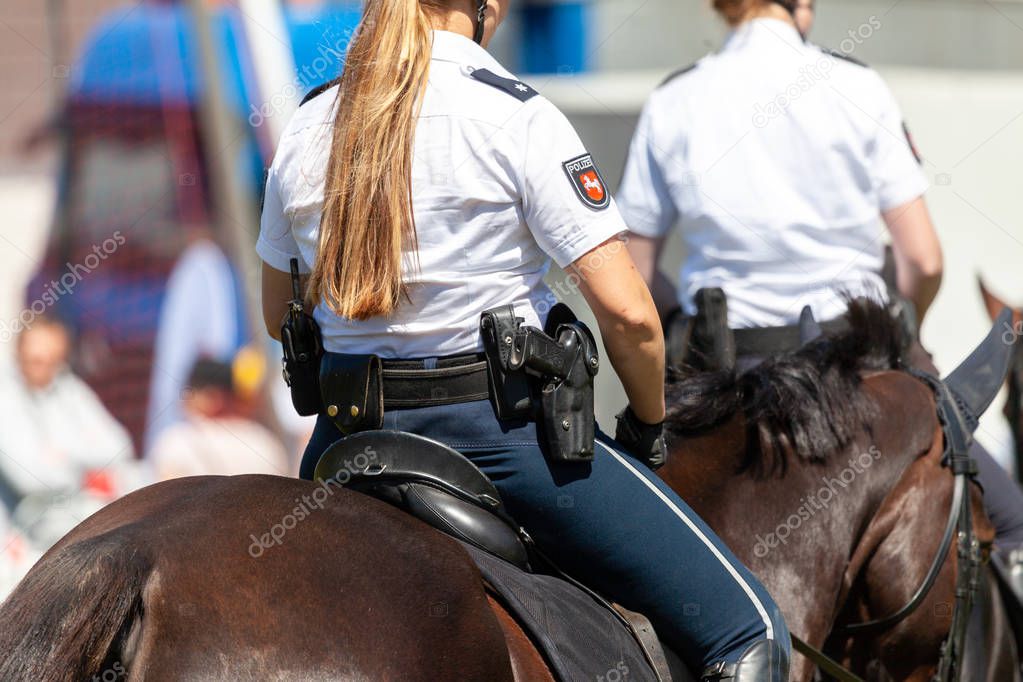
[280,258,323,416]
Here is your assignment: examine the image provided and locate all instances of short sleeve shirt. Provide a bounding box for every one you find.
[258,30,626,357]
[617,18,929,328]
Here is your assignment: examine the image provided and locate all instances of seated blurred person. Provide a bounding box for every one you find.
[150,357,291,480]
[0,316,138,546]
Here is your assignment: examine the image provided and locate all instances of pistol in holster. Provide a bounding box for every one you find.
[280,258,324,416]
[480,304,599,463]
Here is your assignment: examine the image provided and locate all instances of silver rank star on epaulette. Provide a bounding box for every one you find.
[470,68,539,103]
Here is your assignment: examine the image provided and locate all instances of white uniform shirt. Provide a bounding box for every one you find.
[617,18,928,328]
[258,30,626,357]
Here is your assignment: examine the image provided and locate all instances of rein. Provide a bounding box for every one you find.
[793,369,983,682]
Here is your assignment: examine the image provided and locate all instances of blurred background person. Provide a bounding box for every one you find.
[0,316,145,547]
[144,236,245,456]
[150,356,292,481]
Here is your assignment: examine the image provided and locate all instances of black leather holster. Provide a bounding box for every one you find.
[480,306,533,421]
[480,304,599,463]
[319,353,385,435]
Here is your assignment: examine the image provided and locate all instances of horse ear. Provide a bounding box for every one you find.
[943,307,1015,423]
[798,306,822,345]
[978,277,1021,327]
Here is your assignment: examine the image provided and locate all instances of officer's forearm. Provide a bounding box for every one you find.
[262,261,302,341]
[884,197,943,324]
[897,262,942,324]
[572,239,666,424]
[600,320,666,425]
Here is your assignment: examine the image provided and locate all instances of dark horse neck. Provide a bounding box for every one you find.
[659,369,971,680]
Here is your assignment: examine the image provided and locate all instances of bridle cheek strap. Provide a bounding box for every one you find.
[473,0,488,45]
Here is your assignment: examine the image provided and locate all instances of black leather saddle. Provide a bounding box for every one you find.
[313,430,530,569]
[314,430,689,682]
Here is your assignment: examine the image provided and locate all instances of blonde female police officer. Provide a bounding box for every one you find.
[258,0,789,679]
[618,0,1023,559]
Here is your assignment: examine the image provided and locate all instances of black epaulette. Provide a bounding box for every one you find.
[659,62,700,88]
[469,69,539,103]
[819,47,869,69]
[300,79,340,107]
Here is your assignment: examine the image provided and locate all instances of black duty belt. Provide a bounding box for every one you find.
[377,353,490,409]
[732,318,849,357]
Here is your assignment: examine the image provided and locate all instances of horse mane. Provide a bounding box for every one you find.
[665,298,906,476]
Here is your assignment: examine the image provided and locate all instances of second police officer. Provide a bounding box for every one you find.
[617,0,1023,584]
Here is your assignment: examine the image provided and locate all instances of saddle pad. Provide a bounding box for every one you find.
[462,543,659,682]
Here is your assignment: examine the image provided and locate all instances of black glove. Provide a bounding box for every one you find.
[614,406,668,470]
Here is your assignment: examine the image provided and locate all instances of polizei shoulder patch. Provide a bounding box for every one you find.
[470,69,539,103]
[563,154,611,211]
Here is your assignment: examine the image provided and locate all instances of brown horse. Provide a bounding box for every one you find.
[658,300,1018,680]
[0,301,1011,681]
[979,279,1023,480]
[0,474,554,681]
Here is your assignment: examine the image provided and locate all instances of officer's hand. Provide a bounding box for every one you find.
[614,406,668,470]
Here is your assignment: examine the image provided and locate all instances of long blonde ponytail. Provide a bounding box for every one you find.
[308,0,436,320]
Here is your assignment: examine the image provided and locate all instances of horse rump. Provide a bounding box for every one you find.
[0,532,151,681]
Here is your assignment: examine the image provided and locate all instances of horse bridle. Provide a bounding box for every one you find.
[793,369,983,682]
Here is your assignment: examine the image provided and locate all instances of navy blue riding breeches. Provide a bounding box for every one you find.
[301,395,790,672]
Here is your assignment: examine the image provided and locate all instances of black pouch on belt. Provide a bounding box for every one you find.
[480,306,533,421]
[319,354,384,435]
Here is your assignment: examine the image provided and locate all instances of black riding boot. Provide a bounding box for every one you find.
[701,639,790,681]
[997,548,1023,601]
[990,547,1023,659]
